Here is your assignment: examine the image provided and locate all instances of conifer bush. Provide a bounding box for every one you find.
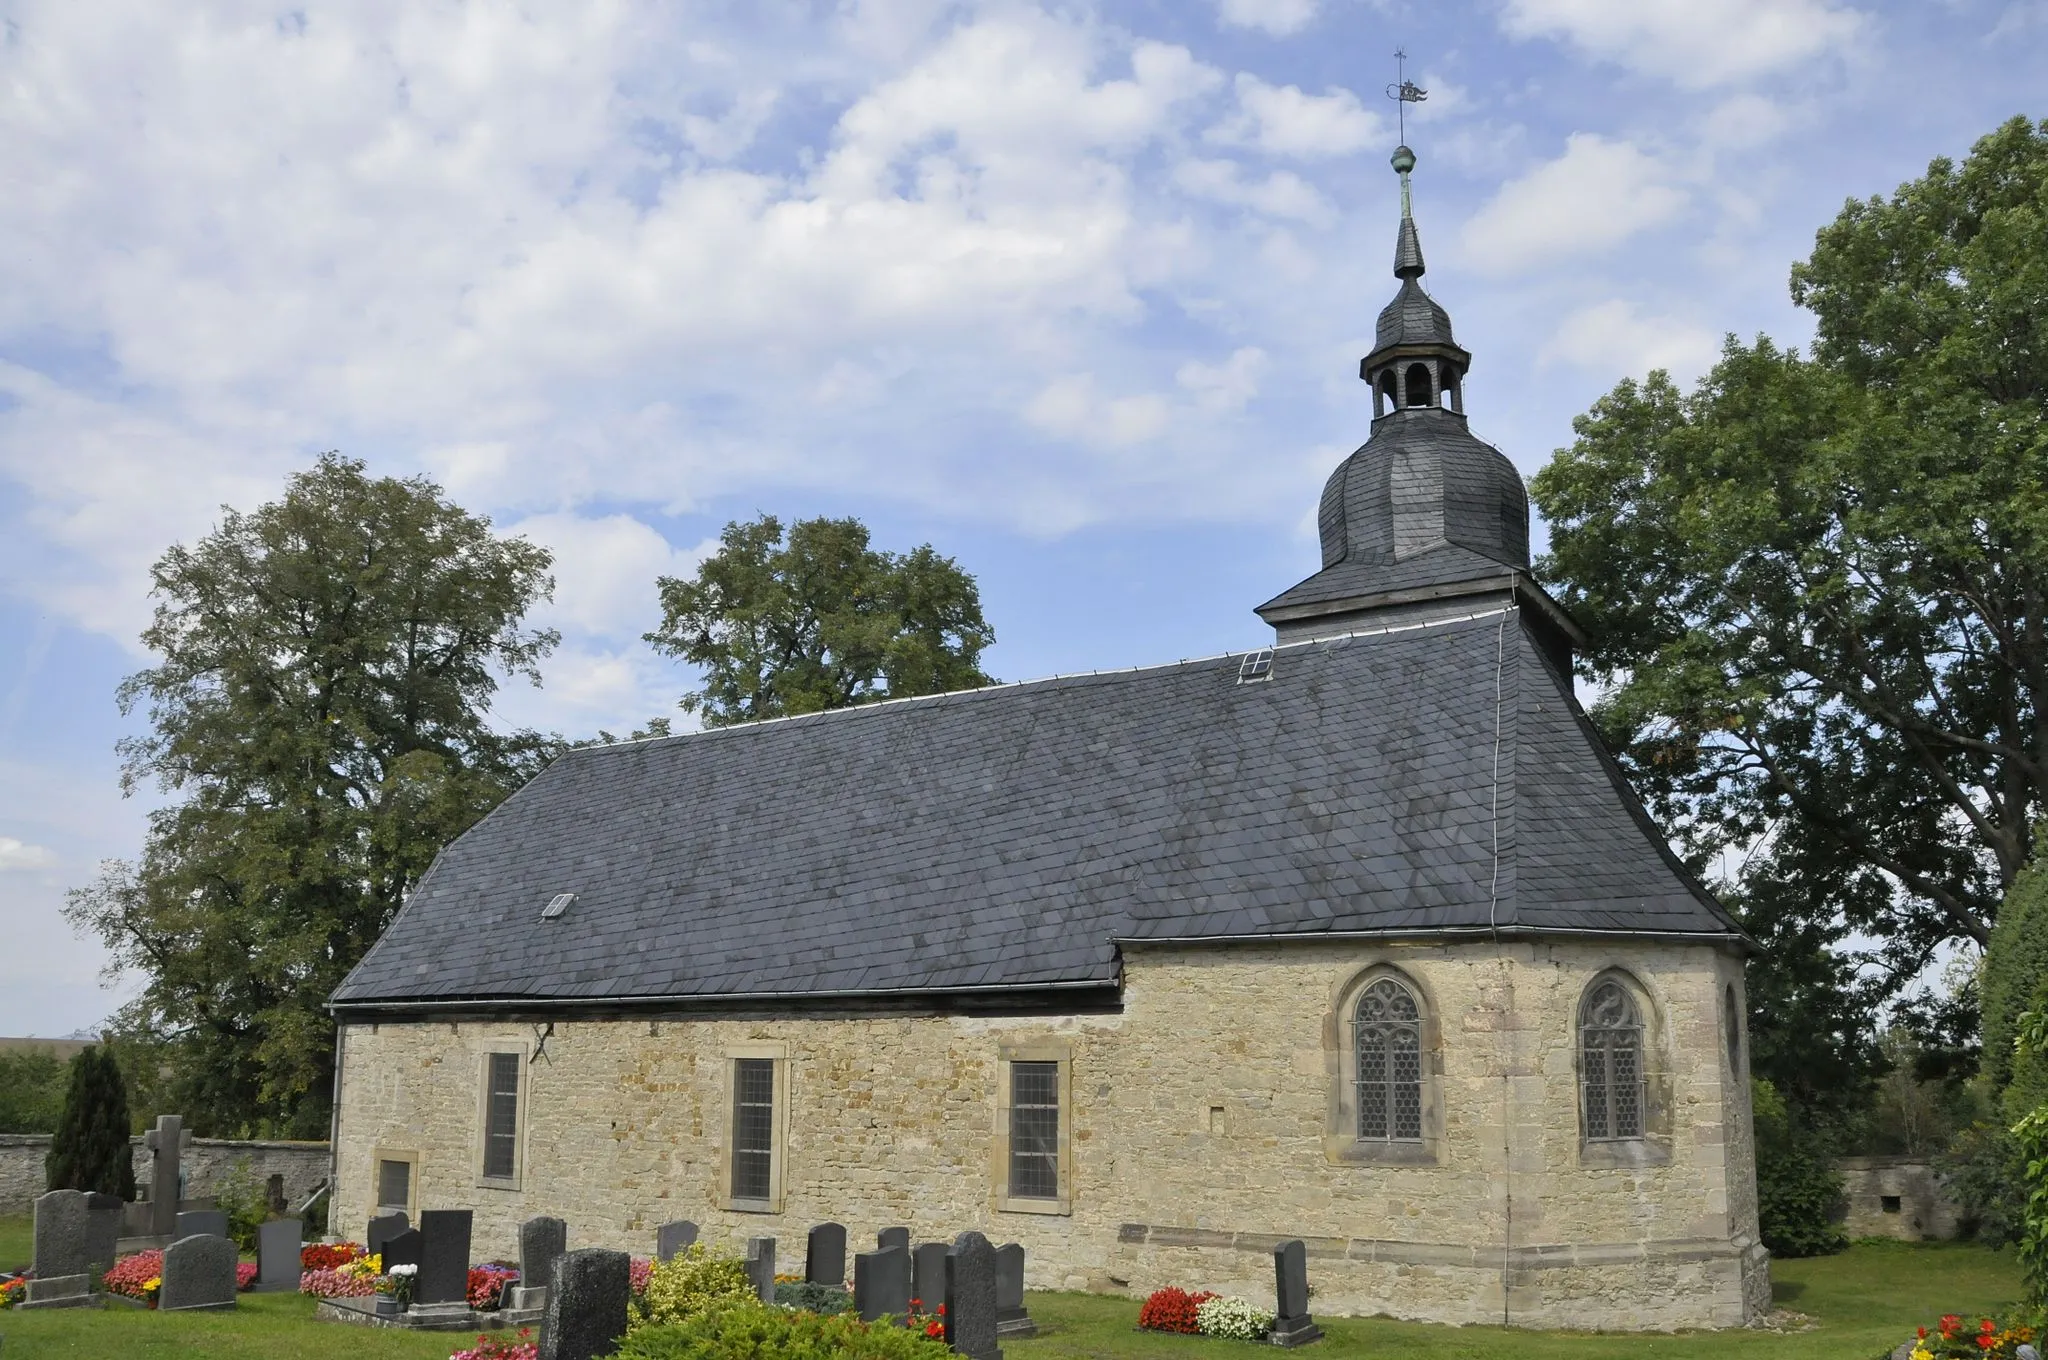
[44,1045,136,1199]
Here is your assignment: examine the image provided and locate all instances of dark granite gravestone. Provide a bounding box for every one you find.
[538,1248,630,1360]
[854,1244,911,1322]
[877,1226,910,1254]
[383,1226,423,1272]
[994,1242,1034,1338]
[944,1231,1001,1360]
[23,1189,123,1307]
[745,1237,776,1304]
[368,1210,409,1259]
[1269,1239,1322,1346]
[175,1209,230,1241]
[143,1115,186,1238]
[418,1209,474,1305]
[911,1241,949,1310]
[806,1222,847,1286]
[522,1216,568,1292]
[656,1220,698,1262]
[159,1233,239,1312]
[255,1218,303,1291]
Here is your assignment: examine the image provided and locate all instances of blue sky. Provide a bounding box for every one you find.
[2,0,2044,1035]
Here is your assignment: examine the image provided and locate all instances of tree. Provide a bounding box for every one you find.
[0,1048,69,1135]
[646,514,995,727]
[1531,117,2048,996]
[66,453,559,1136]
[1984,827,2048,1103]
[45,1046,136,1199]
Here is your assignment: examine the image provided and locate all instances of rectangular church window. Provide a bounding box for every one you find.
[731,1057,776,1202]
[377,1157,411,1214]
[482,1052,521,1180]
[1008,1061,1061,1199]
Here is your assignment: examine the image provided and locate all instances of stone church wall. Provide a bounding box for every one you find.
[333,937,1763,1330]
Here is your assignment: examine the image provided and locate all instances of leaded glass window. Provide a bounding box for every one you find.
[1581,980,1645,1140]
[1354,978,1423,1141]
[482,1052,520,1179]
[731,1058,775,1201]
[1008,1061,1061,1199]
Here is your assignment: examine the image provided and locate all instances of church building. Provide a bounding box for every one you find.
[329,146,1768,1332]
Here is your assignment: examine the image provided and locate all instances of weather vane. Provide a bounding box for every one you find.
[1385,49,1427,145]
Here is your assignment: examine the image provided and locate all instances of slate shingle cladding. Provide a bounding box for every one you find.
[330,611,1742,1012]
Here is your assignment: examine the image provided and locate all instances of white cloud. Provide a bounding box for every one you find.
[0,836,59,871]
[1459,134,1687,274]
[503,513,716,642]
[1540,300,1720,381]
[1216,0,1320,37]
[1177,348,1269,413]
[1025,375,1173,448]
[1174,159,1331,223]
[1700,93,1791,149]
[1206,75,1379,159]
[1499,0,1865,89]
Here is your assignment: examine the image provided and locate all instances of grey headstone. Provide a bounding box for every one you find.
[911,1241,949,1310]
[944,1231,1001,1360]
[367,1210,409,1259]
[994,1242,1034,1337]
[175,1209,230,1241]
[805,1222,847,1286]
[2014,1345,2039,1360]
[877,1226,910,1254]
[383,1226,422,1272]
[745,1237,776,1304]
[1269,1239,1321,1346]
[655,1220,698,1262]
[539,1248,631,1360]
[32,1189,121,1281]
[143,1115,185,1238]
[522,1216,569,1297]
[854,1244,911,1323]
[159,1233,238,1312]
[256,1218,303,1291]
[418,1208,474,1305]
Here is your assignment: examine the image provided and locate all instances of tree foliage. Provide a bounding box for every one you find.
[646,514,994,727]
[1984,829,2048,1103]
[45,1046,136,1198]
[65,453,559,1135]
[1751,1077,1848,1258]
[0,1049,70,1135]
[1531,117,2048,993]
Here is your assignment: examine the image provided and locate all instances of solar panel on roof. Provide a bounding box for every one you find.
[1237,649,1274,684]
[541,892,576,921]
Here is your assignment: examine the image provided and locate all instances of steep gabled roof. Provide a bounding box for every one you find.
[330,611,1743,1014]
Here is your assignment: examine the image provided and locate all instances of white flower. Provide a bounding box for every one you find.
[1195,1294,1276,1341]
[389,1264,418,1277]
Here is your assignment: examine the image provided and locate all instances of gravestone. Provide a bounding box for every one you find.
[994,1242,1034,1338]
[1269,1239,1322,1347]
[853,1244,911,1322]
[159,1233,238,1312]
[744,1237,776,1304]
[656,1220,698,1262]
[539,1248,630,1360]
[806,1222,847,1286]
[418,1208,475,1305]
[143,1115,186,1238]
[383,1226,423,1272]
[175,1209,229,1241]
[255,1218,303,1291]
[518,1215,569,1309]
[911,1241,949,1310]
[944,1231,1001,1360]
[367,1210,409,1259]
[23,1189,123,1307]
[877,1226,910,1254]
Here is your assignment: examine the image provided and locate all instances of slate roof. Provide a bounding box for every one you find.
[1374,277,1456,352]
[331,611,1744,1013]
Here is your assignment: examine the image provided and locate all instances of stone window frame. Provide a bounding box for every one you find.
[720,1041,789,1214]
[373,1146,420,1219]
[1574,968,1674,1168]
[992,1039,1073,1216]
[474,1041,530,1191]
[1324,962,1443,1166]
[1723,980,1746,1079]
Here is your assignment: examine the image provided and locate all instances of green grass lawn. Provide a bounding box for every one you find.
[0,1236,2019,1360]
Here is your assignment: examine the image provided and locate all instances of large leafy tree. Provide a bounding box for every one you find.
[1531,117,2048,1000]
[647,514,994,726]
[66,454,558,1136]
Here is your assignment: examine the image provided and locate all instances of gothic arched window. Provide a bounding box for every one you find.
[1355,978,1423,1141]
[1580,979,1645,1140]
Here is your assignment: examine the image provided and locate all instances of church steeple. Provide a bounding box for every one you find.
[1359,144,1471,421]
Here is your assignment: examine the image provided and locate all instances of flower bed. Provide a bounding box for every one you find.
[631,1256,653,1297]
[450,1330,537,1360]
[302,1252,384,1300]
[1908,1314,2037,1359]
[1139,1287,1217,1334]
[1137,1285,1275,1342]
[469,1264,519,1309]
[0,1275,27,1310]
[302,1242,362,1272]
[236,1261,258,1292]
[105,1250,164,1305]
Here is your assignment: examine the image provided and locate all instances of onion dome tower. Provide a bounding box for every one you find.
[1255,143,1582,667]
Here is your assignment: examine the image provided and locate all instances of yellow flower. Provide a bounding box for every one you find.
[143,1277,161,1292]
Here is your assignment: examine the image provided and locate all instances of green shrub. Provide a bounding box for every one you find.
[211,1157,274,1251]
[0,1050,68,1134]
[1940,1121,2029,1245]
[612,1304,956,1360]
[44,1046,136,1199]
[636,1246,761,1329]
[1984,827,2048,1100]
[1753,1078,1848,1257]
[773,1281,853,1314]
